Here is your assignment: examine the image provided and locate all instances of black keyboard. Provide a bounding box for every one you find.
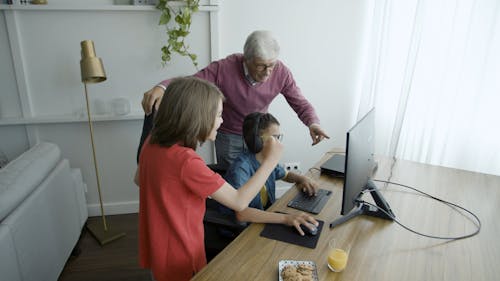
[287,189,332,214]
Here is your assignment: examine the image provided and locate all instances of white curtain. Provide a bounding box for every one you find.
[358,0,500,176]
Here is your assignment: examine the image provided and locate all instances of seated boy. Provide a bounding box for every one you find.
[219,112,319,236]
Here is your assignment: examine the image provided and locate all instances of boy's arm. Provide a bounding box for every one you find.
[282,171,319,196]
[235,208,318,236]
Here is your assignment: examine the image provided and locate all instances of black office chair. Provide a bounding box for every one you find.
[203,164,247,261]
[136,111,245,262]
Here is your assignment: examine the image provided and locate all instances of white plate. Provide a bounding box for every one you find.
[278,260,319,281]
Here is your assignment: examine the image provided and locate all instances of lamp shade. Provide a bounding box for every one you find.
[80,40,106,83]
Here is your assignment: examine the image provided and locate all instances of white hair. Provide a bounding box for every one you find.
[243,30,280,61]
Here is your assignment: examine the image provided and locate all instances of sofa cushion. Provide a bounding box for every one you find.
[2,159,81,281]
[0,227,22,281]
[0,142,61,221]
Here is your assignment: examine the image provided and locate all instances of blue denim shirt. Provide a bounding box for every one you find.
[219,152,286,215]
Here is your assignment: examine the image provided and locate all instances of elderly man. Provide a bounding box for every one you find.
[141,30,329,169]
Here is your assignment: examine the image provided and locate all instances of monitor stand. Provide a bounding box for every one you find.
[330,180,395,228]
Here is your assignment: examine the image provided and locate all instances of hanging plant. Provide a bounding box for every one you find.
[156,0,200,68]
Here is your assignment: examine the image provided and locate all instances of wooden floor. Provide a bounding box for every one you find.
[58,213,151,281]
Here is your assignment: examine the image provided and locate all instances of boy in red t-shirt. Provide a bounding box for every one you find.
[136,77,283,281]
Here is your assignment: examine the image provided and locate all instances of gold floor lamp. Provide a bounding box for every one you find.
[80,40,126,245]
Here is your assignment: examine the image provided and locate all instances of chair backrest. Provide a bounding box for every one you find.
[204,164,246,230]
[136,110,155,163]
[203,165,247,261]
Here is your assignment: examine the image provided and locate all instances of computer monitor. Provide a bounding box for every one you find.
[329,108,395,228]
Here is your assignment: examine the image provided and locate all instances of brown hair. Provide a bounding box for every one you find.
[150,77,224,150]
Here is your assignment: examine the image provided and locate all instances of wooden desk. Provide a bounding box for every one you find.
[192,152,500,281]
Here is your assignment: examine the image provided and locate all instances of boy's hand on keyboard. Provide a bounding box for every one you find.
[296,176,319,196]
[284,212,319,236]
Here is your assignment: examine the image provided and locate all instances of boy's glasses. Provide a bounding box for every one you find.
[262,134,284,142]
[273,134,284,141]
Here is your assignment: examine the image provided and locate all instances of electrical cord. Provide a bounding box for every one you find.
[359,179,482,241]
[308,167,321,173]
[309,151,346,175]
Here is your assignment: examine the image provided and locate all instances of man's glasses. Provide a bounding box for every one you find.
[254,62,276,72]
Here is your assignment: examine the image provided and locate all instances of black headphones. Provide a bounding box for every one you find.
[245,112,263,153]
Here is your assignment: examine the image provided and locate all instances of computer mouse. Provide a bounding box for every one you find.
[299,223,318,236]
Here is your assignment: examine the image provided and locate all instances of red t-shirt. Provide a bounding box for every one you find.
[138,141,225,281]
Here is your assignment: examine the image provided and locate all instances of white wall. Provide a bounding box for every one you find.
[219,0,370,172]
[0,0,371,215]
[0,3,216,215]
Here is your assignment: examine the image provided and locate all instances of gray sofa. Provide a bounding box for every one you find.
[0,142,88,281]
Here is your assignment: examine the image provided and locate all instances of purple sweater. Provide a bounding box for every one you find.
[160,53,320,135]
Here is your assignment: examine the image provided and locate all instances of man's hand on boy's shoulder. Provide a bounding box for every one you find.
[142,85,165,115]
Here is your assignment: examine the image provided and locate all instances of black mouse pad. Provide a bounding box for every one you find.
[259,220,324,249]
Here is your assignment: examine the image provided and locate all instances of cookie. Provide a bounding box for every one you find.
[281,265,298,279]
[301,275,313,281]
[297,268,312,275]
[297,263,314,271]
[281,262,316,281]
[283,274,303,281]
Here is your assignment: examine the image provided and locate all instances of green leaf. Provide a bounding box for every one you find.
[161,48,171,63]
[159,11,171,25]
[168,35,177,43]
[167,29,177,36]
[156,0,199,68]
[175,14,185,25]
[177,30,189,37]
[156,0,167,10]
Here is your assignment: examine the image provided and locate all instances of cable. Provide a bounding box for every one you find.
[360,179,482,241]
[308,167,321,173]
[308,151,344,175]
[380,156,397,190]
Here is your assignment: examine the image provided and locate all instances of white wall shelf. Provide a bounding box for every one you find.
[0,4,218,12]
[0,113,145,126]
